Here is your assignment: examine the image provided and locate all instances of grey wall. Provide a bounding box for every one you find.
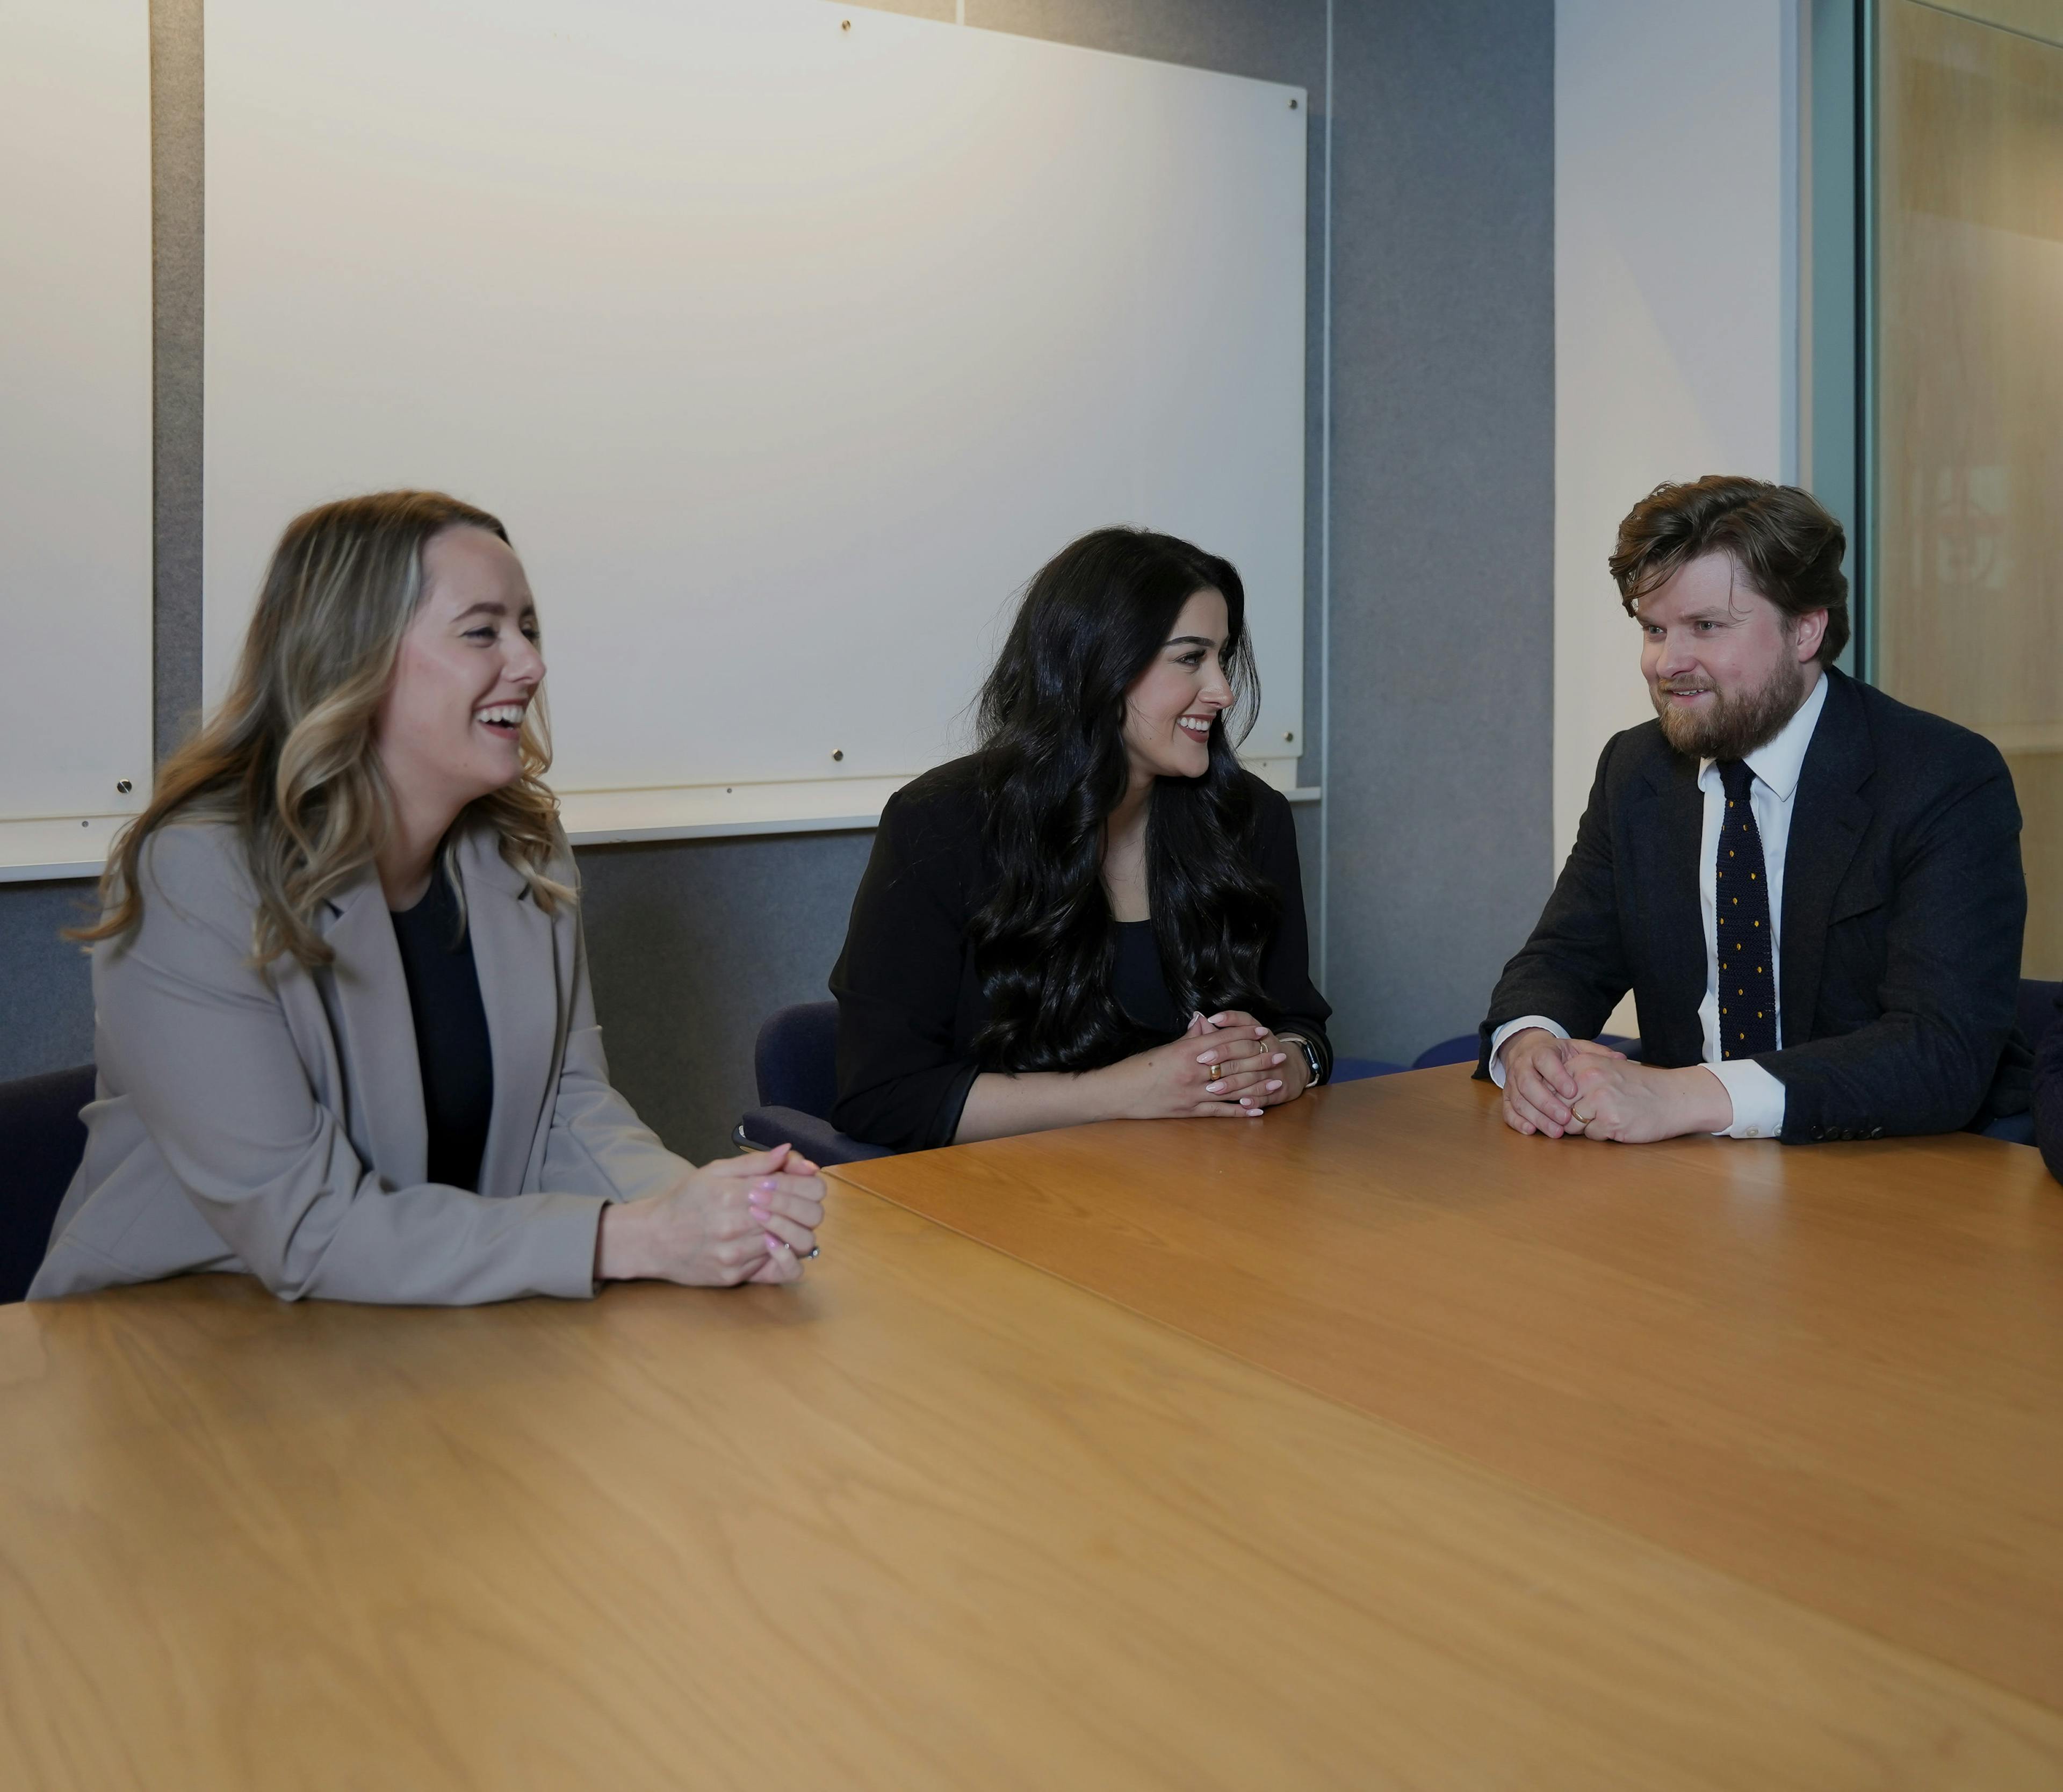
[0,0,1555,1146]
[1323,1,1557,1060]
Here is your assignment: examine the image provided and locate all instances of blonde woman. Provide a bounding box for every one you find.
[32,492,822,1303]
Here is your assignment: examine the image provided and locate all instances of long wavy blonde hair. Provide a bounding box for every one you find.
[78,490,571,967]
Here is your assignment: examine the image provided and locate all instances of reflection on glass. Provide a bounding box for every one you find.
[1876,0,2063,972]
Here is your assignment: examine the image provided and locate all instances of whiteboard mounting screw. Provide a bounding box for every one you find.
[832,748,845,762]
[116,778,134,794]
[841,17,851,28]
[1289,97,1299,110]
[1283,732,1294,743]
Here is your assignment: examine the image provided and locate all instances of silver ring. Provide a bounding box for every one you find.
[804,1245,821,1260]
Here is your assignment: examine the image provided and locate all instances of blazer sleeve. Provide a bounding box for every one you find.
[97,828,607,1304]
[539,880,693,1203]
[829,784,982,1152]
[1763,743,2025,1142]
[1476,738,1634,1075]
[1252,787,1333,1083]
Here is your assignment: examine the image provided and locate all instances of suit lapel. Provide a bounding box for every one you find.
[1640,748,1709,1060]
[1780,671,1872,1046]
[460,825,560,1199]
[321,865,428,1186]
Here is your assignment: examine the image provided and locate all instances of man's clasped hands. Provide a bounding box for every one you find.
[1496,1029,1740,1144]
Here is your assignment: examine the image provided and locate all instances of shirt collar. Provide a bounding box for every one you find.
[1699,668,1829,803]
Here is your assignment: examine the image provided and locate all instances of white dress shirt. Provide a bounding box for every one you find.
[1490,673,1829,1138]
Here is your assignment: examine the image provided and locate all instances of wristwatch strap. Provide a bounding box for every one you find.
[1279,1032,1323,1089]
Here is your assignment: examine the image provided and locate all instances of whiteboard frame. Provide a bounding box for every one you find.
[201,0,1312,840]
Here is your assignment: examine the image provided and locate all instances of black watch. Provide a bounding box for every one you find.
[1279,1033,1323,1089]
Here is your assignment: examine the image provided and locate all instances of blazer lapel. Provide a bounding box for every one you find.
[1639,748,1709,1060]
[321,865,428,1187]
[459,826,560,1199]
[1780,671,1872,1046]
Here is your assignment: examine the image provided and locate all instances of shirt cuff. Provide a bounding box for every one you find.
[1704,1058,1786,1138]
[1486,1016,1569,1088]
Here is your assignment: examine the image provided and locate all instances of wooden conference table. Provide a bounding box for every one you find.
[3,1068,2060,1788]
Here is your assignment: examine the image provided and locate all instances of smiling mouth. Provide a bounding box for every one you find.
[1177,715,1214,739]
[475,702,526,737]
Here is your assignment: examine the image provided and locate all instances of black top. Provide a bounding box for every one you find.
[1113,920,1185,1036]
[1478,667,2032,1143]
[390,870,495,1191]
[829,755,1333,1152]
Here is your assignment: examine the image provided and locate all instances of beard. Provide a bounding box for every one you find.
[1653,655,1810,760]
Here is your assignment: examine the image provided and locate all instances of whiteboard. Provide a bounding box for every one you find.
[0,0,152,876]
[205,0,1307,824]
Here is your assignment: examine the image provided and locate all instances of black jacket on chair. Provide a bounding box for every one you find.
[1477,669,2030,1143]
[2033,989,2063,1183]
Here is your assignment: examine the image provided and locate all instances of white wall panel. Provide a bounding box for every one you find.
[1554,0,1797,861]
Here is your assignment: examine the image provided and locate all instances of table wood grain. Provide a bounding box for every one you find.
[828,1065,2063,1714]
[6,1186,2060,1787]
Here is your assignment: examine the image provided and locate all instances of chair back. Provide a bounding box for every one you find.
[1412,1031,1642,1072]
[1,1064,94,1303]
[754,1002,841,1119]
[1412,1035,1483,1071]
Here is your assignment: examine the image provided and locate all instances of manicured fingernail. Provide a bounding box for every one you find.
[1266,1080,1283,1092]
[1197,1053,1215,1065]
[1271,1053,1286,1066]
[1205,1080,1224,1093]
[756,1179,778,1192]
[1255,1026,1269,1037]
[764,1232,784,1252]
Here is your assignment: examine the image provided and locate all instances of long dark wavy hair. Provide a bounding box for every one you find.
[969,526,1281,1072]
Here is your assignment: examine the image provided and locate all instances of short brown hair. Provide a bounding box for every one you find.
[1610,476,1850,664]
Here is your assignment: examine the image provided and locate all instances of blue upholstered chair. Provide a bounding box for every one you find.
[1411,1032,1642,1072]
[1,1064,93,1303]
[1329,1056,1408,1083]
[734,1002,893,1166]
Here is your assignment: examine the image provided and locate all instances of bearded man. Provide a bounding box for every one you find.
[1479,475,2031,1144]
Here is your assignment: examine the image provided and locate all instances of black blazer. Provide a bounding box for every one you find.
[1477,669,2030,1143]
[831,755,1333,1152]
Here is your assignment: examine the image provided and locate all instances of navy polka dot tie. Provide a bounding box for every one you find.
[1716,760,1776,1059]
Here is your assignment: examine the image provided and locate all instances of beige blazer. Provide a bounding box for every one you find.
[31,818,687,1304]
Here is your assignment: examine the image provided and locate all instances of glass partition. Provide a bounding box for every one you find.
[1872,0,2063,972]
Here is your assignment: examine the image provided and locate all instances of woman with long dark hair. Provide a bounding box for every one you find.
[830,527,1332,1152]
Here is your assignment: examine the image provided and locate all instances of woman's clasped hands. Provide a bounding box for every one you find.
[596,1143,826,1286]
[1109,1010,1304,1120]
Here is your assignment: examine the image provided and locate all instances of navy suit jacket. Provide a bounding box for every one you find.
[1477,669,2030,1143]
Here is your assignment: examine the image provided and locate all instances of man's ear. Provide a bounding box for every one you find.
[1793,608,1829,663]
